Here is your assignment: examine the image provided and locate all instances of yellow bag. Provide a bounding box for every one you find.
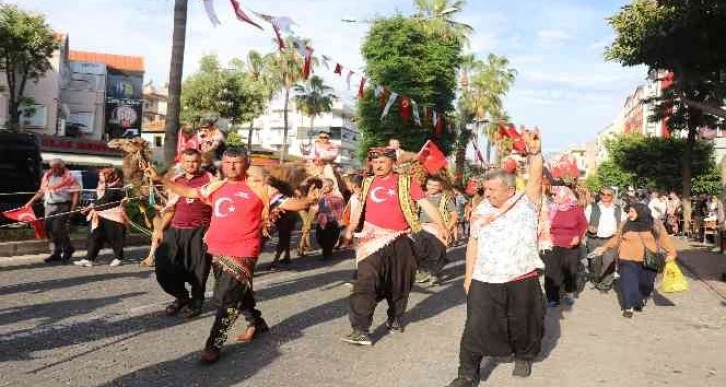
[661,261,688,293]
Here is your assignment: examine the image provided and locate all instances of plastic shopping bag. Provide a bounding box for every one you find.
[661,261,688,293]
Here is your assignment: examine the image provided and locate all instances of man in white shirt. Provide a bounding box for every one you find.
[584,187,623,292]
[648,191,668,221]
[446,130,544,387]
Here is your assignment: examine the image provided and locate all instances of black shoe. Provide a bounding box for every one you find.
[44,254,62,263]
[445,376,477,387]
[165,298,189,316]
[341,329,372,346]
[634,306,644,313]
[386,317,404,333]
[182,300,204,319]
[512,360,532,377]
[622,309,634,318]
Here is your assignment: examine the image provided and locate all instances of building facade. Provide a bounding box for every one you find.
[0,33,145,169]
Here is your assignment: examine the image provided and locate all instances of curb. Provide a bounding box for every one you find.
[0,233,150,258]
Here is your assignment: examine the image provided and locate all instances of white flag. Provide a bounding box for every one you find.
[374,85,384,98]
[322,55,331,70]
[412,100,421,126]
[346,71,355,90]
[203,0,221,26]
[381,92,399,119]
[433,110,438,126]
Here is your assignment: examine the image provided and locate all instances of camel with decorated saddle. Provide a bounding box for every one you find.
[107,137,332,267]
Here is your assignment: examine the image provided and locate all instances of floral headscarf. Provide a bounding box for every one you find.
[548,185,578,221]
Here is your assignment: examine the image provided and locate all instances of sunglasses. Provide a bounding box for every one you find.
[318,136,329,139]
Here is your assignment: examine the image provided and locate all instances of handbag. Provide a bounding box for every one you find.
[638,228,666,272]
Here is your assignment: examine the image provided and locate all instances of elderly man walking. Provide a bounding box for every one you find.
[446,130,545,387]
[25,159,80,263]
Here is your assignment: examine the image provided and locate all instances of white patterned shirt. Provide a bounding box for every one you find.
[470,194,544,284]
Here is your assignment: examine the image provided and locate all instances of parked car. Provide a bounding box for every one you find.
[0,131,42,223]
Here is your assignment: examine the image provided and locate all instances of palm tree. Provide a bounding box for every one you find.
[267,37,309,163]
[163,0,188,166]
[245,50,276,150]
[413,0,473,45]
[465,54,516,164]
[453,53,482,183]
[293,75,336,145]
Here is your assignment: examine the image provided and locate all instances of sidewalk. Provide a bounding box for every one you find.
[0,233,149,257]
[674,238,726,300]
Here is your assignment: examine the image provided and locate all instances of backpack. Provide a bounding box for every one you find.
[588,203,622,236]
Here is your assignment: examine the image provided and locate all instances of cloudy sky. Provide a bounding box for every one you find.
[19,0,646,152]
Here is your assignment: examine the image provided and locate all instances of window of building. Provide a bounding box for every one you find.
[154,135,163,147]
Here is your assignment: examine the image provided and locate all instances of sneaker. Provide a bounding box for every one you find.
[341,329,372,346]
[512,360,532,377]
[415,271,432,283]
[73,259,93,267]
[445,377,477,387]
[622,309,634,318]
[109,259,122,267]
[386,317,404,333]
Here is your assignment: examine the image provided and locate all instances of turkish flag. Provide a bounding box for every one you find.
[418,140,447,174]
[230,0,263,30]
[3,207,46,239]
[400,97,411,122]
[175,128,200,162]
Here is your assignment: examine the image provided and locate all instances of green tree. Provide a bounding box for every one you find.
[180,55,266,130]
[606,0,726,230]
[163,0,188,166]
[357,15,462,160]
[413,0,473,45]
[596,134,717,194]
[293,75,336,142]
[0,4,59,131]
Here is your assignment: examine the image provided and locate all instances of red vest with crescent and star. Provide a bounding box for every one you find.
[199,180,264,258]
[364,174,425,231]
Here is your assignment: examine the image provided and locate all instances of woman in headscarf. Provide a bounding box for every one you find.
[74,167,128,267]
[594,202,677,318]
[542,185,587,307]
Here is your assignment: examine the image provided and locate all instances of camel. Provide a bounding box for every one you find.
[108,138,325,267]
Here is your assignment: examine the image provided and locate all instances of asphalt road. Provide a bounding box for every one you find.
[1,240,725,387]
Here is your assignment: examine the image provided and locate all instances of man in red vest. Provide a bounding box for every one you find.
[145,147,314,363]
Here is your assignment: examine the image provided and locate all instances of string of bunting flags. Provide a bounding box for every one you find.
[200,0,450,139]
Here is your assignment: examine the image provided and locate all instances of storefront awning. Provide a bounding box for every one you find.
[42,151,123,167]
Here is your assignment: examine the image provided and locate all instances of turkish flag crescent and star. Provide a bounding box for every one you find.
[3,207,46,239]
[417,140,448,174]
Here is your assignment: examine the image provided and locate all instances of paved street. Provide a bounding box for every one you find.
[1,239,725,387]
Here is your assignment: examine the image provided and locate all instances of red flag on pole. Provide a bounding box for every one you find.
[400,97,411,122]
[3,207,46,239]
[433,115,444,138]
[417,140,448,174]
[357,77,366,99]
[302,46,314,79]
[229,0,263,30]
[334,63,343,75]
